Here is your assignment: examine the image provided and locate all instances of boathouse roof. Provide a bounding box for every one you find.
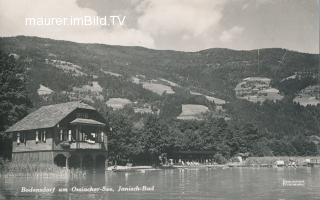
[70,118,105,126]
[5,101,96,133]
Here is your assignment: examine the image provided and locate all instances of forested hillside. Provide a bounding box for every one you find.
[0,36,319,163]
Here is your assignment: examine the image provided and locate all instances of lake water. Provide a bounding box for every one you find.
[1,167,320,200]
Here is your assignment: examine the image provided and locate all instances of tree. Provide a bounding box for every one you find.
[107,110,143,164]
[140,116,171,164]
[0,52,32,159]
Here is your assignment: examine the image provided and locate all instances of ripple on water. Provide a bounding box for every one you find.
[0,168,320,200]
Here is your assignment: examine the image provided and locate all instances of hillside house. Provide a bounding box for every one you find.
[5,101,108,169]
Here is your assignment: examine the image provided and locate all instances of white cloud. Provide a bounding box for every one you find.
[0,0,243,51]
[137,0,225,39]
[219,26,244,43]
[0,0,155,48]
[256,0,276,4]
[241,3,249,10]
[2,0,314,53]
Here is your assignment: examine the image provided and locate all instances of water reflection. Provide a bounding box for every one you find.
[0,168,320,200]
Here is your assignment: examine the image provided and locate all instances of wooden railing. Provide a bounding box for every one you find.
[70,141,103,150]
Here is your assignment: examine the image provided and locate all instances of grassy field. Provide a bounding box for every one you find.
[106,98,132,110]
[37,84,54,96]
[102,70,123,77]
[235,77,284,103]
[294,85,320,106]
[177,104,209,120]
[73,81,103,93]
[190,91,226,106]
[159,78,180,87]
[45,59,87,76]
[142,82,175,95]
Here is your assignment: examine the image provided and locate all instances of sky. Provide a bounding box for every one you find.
[0,0,318,53]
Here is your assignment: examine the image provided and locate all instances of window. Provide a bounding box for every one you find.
[35,130,46,143]
[17,133,20,145]
[17,133,25,145]
[101,131,104,142]
[60,130,63,141]
[83,132,96,144]
[59,130,71,141]
[41,131,46,143]
[21,133,25,144]
[68,130,72,141]
[36,131,39,143]
[59,130,68,141]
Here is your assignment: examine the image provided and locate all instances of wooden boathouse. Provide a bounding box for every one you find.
[5,101,108,169]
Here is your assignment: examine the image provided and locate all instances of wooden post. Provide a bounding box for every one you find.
[93,155,96,170]
[68,130,72,141]
[101,130,104,143]
[103,133,108,151]
[105,158,108,171]
[52,128,55,150]
[66,155,69,169]
[76,126,79,149]
[80,155,83,169]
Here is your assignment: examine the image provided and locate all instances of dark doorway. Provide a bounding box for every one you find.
[83,155,93,169]
[69,154,80,169]
[96,155,106,171]
[54,154,66,167]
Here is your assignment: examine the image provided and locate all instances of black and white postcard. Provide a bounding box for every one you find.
[0,0,319,199]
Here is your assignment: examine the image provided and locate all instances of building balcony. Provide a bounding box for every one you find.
[70,141,104,150]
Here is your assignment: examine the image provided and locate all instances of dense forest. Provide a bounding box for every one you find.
[0,51,31,160]
[105,106,319,165]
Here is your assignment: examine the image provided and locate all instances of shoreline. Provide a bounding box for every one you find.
[2,156,320,176]
[1,164,319,177]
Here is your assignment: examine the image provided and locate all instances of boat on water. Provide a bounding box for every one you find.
[108,163,231,172]
[160,164,228,169]
[171,165,207,169]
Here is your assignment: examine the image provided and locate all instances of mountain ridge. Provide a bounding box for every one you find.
[1,36,320,158]
[2,35,318,55]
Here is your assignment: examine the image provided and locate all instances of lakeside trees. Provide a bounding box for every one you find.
[105,103,319,165]
[0,52,32,160]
